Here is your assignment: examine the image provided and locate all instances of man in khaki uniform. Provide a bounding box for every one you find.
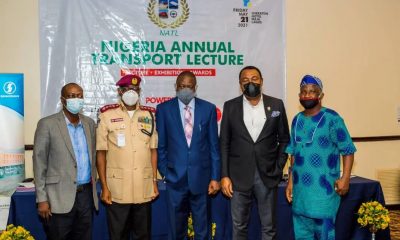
[96,74,158,240]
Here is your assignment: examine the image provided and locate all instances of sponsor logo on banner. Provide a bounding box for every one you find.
[1,81,19,99]
[3,82,16,95]
[147,0,189,29]
[243,0,251,7]
[145,96,173,104]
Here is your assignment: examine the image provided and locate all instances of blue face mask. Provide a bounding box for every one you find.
[65,98,84,114]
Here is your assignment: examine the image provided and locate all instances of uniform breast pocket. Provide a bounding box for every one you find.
[137,121,152,143]
[106,168,124,200]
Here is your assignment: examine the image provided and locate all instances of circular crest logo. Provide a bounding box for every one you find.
[147,0,189,29]
[3,81,17,95]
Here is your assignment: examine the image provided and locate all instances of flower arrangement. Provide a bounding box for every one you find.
[0,224,34,240]
[357,201,390,234]
[187,213,216,240]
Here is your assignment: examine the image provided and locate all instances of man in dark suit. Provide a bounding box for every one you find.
[220,66,290,240]
[33,83,98,240]
[156,71,221,240]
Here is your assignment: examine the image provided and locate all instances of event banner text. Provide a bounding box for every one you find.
[91,40,244,66]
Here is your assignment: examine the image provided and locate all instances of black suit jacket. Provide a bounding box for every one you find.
[220,94,290,191]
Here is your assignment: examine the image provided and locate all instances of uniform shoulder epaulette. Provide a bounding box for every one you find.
[100,104,120,113]
[140,105,156,113]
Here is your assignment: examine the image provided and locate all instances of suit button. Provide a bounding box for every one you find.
[73,181,76,184]
[74,165,77,168]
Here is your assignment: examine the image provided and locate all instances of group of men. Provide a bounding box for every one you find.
[33,66,356,240]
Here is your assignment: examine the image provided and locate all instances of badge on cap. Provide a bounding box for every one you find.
[116,74,142,87]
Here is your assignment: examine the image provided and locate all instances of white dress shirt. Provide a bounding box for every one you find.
[243,95,266,142]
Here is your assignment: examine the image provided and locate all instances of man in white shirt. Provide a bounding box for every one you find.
[220,66,290,240]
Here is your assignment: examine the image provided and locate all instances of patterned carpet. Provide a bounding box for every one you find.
[389,206,400,240]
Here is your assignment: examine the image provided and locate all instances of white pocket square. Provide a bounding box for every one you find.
[271,111,280,117]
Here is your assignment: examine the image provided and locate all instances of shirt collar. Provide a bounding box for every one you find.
[243,95,263,107]
[63,111,82,126]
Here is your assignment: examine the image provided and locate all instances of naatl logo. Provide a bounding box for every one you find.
[147,0,189,29]
[3,81,17,95]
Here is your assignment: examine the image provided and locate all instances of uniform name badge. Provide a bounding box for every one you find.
[117,133,126,147]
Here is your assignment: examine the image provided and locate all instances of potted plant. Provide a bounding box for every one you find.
[0,224,34,240]
[187,212,216,240]
[357,201,390,240]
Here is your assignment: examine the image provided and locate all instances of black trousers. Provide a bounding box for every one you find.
[106,201,152,240]
[231,170,277,240]
[43,183,94,240]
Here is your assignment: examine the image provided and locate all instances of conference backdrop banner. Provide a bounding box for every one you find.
[39,0,285,120]
[0,73,25,194]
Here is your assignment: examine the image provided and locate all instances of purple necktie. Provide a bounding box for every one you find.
[184,105,193,146]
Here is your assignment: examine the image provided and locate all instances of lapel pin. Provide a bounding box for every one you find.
[267,106,271,111]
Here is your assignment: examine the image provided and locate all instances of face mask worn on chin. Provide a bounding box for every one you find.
[65,98,84,114]
[122,90,139,106]
[300,97,319,109]
[176,88,196,105]
[243,82,261,98]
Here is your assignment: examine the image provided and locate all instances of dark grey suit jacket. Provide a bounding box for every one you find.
[220,94,290,191]
[33,111,98,213]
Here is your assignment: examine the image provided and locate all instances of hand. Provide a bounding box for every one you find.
[101,187,113,205]
[208,180,220,195]
[152,181,160,200]
[37,201,52,220]
[221,177,233,198]
[335,177,350,196]
[286,178,293,203]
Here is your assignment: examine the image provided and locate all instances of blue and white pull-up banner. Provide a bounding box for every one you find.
[0,73,25,194]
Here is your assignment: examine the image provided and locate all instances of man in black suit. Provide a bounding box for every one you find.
[220,66,290,240]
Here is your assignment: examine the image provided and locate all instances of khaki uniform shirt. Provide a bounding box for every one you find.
[97,102,158,204]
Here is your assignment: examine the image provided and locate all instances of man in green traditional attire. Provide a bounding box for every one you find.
[285,75,356,240]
